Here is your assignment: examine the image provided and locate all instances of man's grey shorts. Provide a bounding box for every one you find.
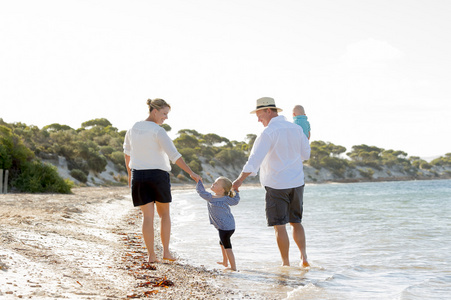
[264,185,304,226]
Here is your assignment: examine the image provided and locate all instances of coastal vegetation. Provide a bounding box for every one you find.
[1,118,450,193]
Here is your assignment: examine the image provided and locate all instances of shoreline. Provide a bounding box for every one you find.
[3,179,449,298]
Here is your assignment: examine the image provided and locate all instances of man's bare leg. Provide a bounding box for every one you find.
[274,224,290,266]
[291,222,309,267]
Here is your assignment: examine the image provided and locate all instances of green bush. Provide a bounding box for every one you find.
[100,146,114,156]
[215,149,246,166]
[177,173,187,181]
[110,151,126,172]
[358,168,374,179]
[420,162,432,170]
[321,156,348,178]
[0,144,12,169]
[188,160,202,174]
[70,169,88,183]
[86,151,107,173]
[12,160,73,193]
[67,158,89,175]
[170,163,182,176]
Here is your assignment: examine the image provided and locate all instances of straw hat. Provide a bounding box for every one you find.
[250,97,283,114]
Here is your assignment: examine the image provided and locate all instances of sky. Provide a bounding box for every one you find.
[1,0,450,159]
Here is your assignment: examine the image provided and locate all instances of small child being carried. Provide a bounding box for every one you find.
[293,104,311,140]
[196,177,240,271]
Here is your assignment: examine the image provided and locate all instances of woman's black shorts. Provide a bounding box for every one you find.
[131,169,171,207]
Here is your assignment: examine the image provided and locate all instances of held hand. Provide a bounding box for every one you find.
[190,173,201,183]
[232,179,242,192]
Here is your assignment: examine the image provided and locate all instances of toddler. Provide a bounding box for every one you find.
[196,177,240,271]
[293,105,311,140]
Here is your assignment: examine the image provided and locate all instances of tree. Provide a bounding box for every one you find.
[347,144,383,166]
[43,123,74,131]
[174,133,199,149]
[203,133,224,146]
[308,141,349,176]
[81,118,112,128]
[161,124,171,132]
[246,134,257,149]
[431,153,451,166]
[381,150,410,167]
[0,125,35,171]
[177,129,201,138]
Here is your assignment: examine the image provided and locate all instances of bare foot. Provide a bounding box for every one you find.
[301,254,309,268]
[224,267,236,271]
[162,252,176,262]
[148,254,158,263]
[163,256,176,262]
[217,261,228,267]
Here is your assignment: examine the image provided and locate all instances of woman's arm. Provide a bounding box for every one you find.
[175,157,201,182]
[124,154,131,187]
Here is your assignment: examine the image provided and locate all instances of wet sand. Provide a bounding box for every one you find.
[0,186,238,299]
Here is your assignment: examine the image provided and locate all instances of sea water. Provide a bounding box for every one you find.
[170,179,451,299]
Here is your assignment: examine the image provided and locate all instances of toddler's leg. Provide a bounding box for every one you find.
[217,243,228,267]
[225,248,236,271]
[219,229,237,271]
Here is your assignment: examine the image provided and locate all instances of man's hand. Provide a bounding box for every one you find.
[232,179,243,192]
[232,172,251,192]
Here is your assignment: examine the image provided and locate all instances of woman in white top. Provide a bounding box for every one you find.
[124,98,201,263]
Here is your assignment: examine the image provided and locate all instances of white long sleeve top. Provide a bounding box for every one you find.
[123,121,181,171]
[242,115,311,189]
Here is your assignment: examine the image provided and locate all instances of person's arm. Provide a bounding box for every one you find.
[232,132,270,191]
[123,129,132,187]
[232,172,251,192]
[226,192,240,206]
[195,180,213,201]
[124,154,131,187]
[175,157,201,182]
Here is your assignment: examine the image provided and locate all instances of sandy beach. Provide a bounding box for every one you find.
[0,186,239,299]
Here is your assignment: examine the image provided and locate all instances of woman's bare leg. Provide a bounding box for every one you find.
[156,202,175,260]
[140,202,157,263]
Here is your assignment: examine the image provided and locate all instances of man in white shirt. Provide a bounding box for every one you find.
[232,97,311,267]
